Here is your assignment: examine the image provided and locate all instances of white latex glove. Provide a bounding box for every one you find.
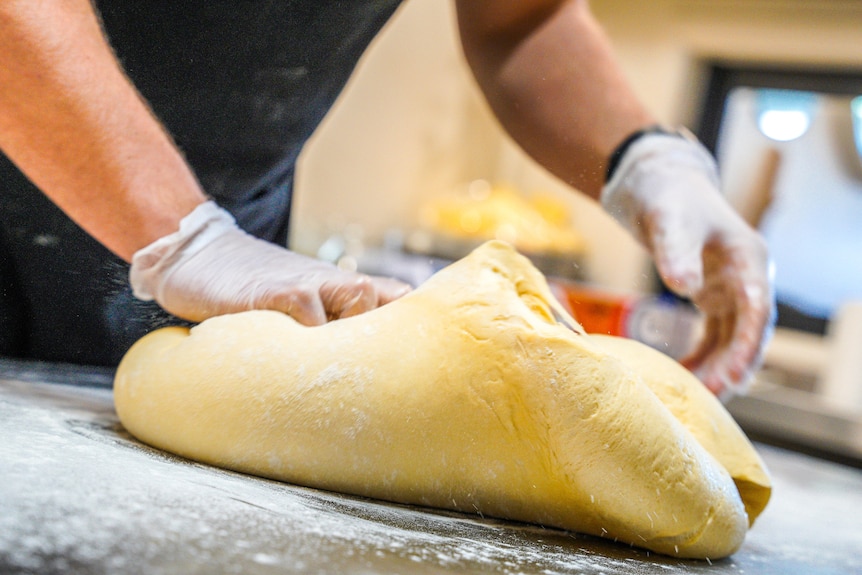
[602,131,776,400]
[130,201,411,325]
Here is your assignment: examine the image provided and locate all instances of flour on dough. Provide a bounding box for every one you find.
[114,240,770,559]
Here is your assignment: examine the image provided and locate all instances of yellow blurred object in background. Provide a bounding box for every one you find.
[421,181,587,256]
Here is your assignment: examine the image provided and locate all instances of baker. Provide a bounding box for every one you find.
[0,0,773,397]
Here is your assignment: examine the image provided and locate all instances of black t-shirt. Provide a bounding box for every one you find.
[95,0,403,242]
[0,1,403,364]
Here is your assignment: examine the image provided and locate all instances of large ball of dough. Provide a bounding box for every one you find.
[114,240,770,559]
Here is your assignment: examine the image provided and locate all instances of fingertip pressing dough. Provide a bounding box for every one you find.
[114,240,771,560]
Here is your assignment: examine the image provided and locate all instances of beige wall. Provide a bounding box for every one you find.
[293,0,862,291]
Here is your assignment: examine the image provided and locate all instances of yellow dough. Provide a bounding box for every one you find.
[114,240,770,559]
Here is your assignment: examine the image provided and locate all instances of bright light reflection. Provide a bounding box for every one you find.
[757,109,811,142]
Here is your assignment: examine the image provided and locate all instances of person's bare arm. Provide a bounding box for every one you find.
[0,1,411,324]
[454,0,654,198]
[0,0,207,261]
[455,0,775,398]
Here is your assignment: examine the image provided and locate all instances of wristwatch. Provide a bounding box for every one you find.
[605,125,698,182]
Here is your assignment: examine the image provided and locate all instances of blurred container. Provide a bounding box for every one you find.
[550,280,702,361]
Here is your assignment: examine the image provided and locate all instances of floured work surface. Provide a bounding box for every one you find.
[115,241,768,559]
[2,377,862,575]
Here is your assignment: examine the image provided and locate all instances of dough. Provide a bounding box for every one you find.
[114,240,770,559]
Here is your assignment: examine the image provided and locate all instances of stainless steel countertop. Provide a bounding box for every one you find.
[727,378,862,466]
[2,367,861,575]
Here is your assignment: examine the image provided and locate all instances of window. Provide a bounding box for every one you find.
[698,65,862,334]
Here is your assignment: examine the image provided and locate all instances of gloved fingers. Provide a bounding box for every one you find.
[642,205,706,298]
[370,276,412,306]
[698,281,774,400]
[694,360,739,404]
[680,313,720,374]
[319,275,380,321]
[681,244,775,400]
[652,240,705,300]
[260,288,329,326]
[318,274,412,320]
[647,219,746,396]
[682,311,738,398]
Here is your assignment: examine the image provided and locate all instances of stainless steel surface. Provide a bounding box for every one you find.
[2,368,861,575]
[727,379,862,465]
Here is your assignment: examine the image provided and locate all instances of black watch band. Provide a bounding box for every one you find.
[604,125,689,183]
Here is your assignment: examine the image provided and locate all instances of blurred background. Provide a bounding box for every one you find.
[290,0,862,463]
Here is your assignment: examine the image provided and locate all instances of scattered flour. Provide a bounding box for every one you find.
[2,378,860,575]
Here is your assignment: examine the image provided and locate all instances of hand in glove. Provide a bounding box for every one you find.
[130,202,411,325]
[602,130,776,400]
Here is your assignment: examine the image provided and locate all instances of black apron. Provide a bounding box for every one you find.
[0,0,403,365]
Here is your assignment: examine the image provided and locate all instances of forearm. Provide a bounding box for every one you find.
[0,0,207,261]
[455,0,654,198]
